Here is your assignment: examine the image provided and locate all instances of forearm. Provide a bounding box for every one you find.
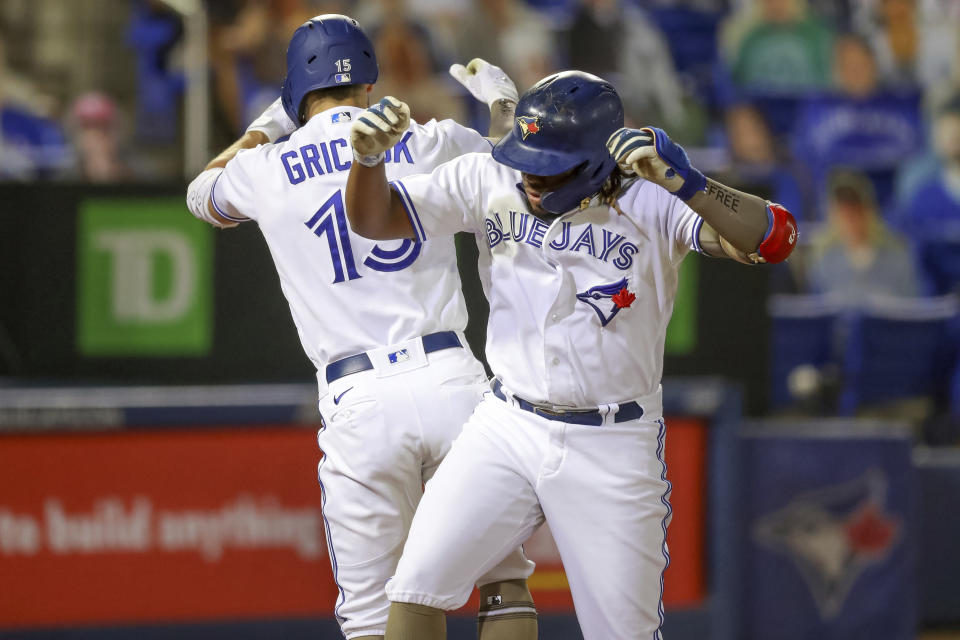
[345,163,413,240]
[205,130,268,171]
[685,178,768,255]
[607,126,797,263]
[487,98,517,141]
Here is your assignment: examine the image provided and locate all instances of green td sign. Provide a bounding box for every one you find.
[77,199,213,356]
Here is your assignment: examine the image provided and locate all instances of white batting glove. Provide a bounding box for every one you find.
[245,98,297,143]
[350,97,411,166]
[449,58,519,107]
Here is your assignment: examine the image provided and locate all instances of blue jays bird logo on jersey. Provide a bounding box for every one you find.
[516,116,541,140]
[576,278,636,327]
[752,470,900,619]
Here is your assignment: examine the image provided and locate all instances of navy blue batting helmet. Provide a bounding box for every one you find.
[280,14,379,124]
[492,71,624,214]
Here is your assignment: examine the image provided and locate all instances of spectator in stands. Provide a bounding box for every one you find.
[205,0,326,138]
[723,103,806,217]
[903,96,960,238]
[805,169,919,301]
[360,0,466,66]
[723,0,834,95]
[127,0,183,143]
[0,37,70,180]
[791,33,923,215]
[371,19,466,124]
[852,0,960,91]
[452,0,555,93]
[66,92,132,183]
[560,0,690,132]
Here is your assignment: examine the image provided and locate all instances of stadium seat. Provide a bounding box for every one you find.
[767,294,845,410]
[839,295,960,415]
[647,7,721,98]
[916,238,960,296]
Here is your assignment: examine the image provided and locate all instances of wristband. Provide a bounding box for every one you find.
[186,168,239,229]
[353,150,385,167]
[671,168,707,202]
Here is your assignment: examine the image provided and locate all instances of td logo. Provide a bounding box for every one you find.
[77,199,213,356]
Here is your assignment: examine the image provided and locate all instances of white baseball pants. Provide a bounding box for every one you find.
[386,392,672,640]
[316,345,534,639]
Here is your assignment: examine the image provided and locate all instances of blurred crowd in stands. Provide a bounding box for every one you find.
[3,0,960,432]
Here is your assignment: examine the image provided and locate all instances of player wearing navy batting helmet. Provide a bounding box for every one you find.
[280,15,379,125]
[344,70,798,639]
[492,71,624,215]
[186,14,539,640]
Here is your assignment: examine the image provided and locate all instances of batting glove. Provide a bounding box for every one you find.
[245,97,297,143]
[350,97,411,167]
[449,58,519,107]
[606,127,706,201]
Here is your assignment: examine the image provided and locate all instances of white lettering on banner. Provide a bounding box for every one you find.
[94,230,196,322]
[0,509,41,554]
[45,498,152,553]
[0,496,323,562]
[157,495,322,561]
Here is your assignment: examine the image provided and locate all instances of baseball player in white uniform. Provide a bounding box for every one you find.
[185,15,539,640]
[343,71,798,639]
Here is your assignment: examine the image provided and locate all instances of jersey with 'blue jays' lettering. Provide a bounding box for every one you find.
[392,152,704,408]
[211,106,491,389]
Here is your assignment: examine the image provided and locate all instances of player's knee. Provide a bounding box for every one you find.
[477,579,538,639]
[385,601,446,640]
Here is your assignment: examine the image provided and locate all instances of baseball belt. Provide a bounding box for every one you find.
[491,378,644,426]
[325,331,463,383]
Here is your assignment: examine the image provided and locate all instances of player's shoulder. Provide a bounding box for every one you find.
[410,117,490,149]
[613,177,652,208]
[438,150,503,175]
[222,143,266,174]
[617,177,678,218]
[408,117,478,141]
[409,117,465,136]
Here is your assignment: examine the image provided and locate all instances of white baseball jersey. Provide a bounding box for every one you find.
[210,107,537,638]
[210,106,491,388]
[386,154,698,640]
[392,152,704,408]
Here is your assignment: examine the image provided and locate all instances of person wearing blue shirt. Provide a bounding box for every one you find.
[792,33,924,217]
[904,96,960,238]
[0,40,70,180]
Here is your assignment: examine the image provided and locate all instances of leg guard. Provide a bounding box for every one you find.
[384,601,446,640]
[477,579,538,640]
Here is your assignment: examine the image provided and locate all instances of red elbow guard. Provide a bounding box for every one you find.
[757,203,798,264]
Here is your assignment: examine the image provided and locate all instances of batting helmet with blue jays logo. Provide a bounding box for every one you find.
[492,70,624,215]
[280,14,379,125]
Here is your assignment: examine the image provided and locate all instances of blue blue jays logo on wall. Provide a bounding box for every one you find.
[516,116,541,140]
[576,278,636,327]
[752,469,900,619]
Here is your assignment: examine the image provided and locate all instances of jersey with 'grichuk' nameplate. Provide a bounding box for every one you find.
[211,106,491,390]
